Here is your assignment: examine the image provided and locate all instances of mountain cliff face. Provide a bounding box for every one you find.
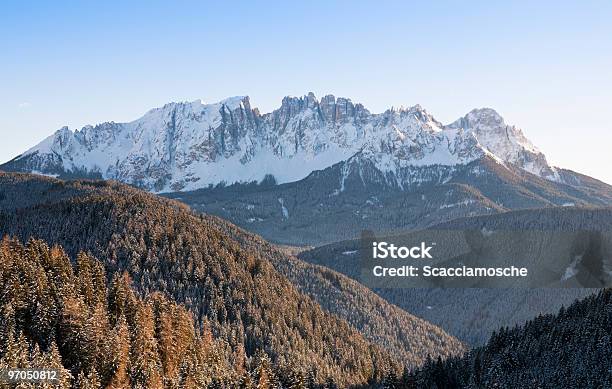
[2,93,567,192]
[447,108,558,180]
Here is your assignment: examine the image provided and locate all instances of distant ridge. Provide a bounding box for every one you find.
[3,93,570,192]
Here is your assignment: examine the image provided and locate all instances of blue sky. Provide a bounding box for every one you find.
[1,1,611,182]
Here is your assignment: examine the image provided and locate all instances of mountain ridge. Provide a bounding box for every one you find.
[162,155,612,246]
[2,93,568,192]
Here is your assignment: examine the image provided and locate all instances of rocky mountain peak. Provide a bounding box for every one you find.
[4,94,565,192]
[145,96,252,120]
[446,108,559,180]
[464,107,505,126]
[272,93,371,129]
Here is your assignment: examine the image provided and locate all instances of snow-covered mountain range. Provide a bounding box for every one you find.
[3,93,562,192]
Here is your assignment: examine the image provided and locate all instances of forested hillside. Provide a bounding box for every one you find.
[212,219,463,367]
[0,238,244,387]
[402,288,612,388]
[298,204,611,345]
[299,239,595,346]
[0,172,463,387]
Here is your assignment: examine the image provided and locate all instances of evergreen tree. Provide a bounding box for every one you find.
[75,368,102,389]
[130,302,163,389]
[106,316,131,388]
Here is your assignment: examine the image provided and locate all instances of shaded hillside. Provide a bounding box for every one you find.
[403,289,612,388]
[0,172,463,385]
[297,206,612,345]
[300,240,594,345]
[212,219,464,367]
[436,206,612,231]
[164,156,612,246]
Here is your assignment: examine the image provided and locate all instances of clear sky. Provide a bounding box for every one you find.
[1,1,611,183]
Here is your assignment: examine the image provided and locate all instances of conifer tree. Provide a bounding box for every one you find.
[42,341,73,388]
[130,302,163,389]
[253,350,278,389]
[75,368,102,389]
[106,316,131,389]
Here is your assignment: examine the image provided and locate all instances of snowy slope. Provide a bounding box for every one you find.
[4,93,562,192]
[447,108,560,181]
